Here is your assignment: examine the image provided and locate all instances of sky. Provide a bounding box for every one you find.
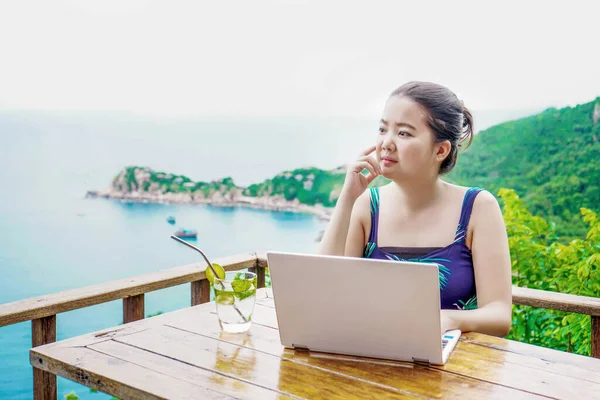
[0,0,599,117]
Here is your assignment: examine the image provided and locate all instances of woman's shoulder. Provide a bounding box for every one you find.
[452,184,497,206]
[471,188,501,215]
[454,185,502,225]
[443,183,500,220]
[445,183,494,202]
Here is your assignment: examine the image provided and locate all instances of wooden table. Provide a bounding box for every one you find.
[31,289,600,400]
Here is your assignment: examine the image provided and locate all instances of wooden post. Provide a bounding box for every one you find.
[123,294,144,324]
[592,316,600,359]
[32,315,57,400]
[191,280,211,306]
[250,266,266,289]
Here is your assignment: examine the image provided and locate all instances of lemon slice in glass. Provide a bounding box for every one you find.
[215,292,235,305]
[205,263,225,285]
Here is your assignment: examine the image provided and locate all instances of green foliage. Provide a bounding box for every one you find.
[499,188,600,356]
[110,162,392,207]
[111,167,238,198]
[125,167,138,191]
[243,167,345,206]
[242,167,390,207]
[449,98,600,239]
[110,98,598,223]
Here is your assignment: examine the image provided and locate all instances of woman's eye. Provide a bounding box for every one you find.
[398,131,410,137]
[378,126,385,134]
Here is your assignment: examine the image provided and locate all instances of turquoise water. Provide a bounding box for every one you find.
[0,201,321,400]
[0,109,527,399]
[0,113,334,399]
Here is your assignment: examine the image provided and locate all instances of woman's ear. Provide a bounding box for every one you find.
[435,140,452,163]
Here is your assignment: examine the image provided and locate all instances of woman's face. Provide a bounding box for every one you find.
[376,95,443,180]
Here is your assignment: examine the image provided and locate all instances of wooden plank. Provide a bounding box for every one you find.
[89,340,295,399]
[32,315,57,400]
[191,279,210,306]
[256,252,268,269]
[449,340,600,384]
[31,346,234,400]
[255,287,273,300]
[593,316,600,359]
[33,289,268,352]
[434,341,600,399]
[123,294,144,324]
[512,286,600,316]
[32,315,57,348]
[251,304,279,329]
[168,301,600,398]
[249,266,266,289]
[166,315,548,400]
[257,267,266,288]
[256,294,275,309]
[115,325,421,399]
[462,332,600,373]
[458,338,600,381]
[0,252,258,327]
[255,287,270,301]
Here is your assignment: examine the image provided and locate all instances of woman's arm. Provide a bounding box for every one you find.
[441,190,513,337]
[318,192,369,257]
[318,146,381,257]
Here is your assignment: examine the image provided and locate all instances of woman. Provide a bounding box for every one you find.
[318,81,512,337]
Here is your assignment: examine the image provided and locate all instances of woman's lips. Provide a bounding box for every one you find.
[381,157,397,167]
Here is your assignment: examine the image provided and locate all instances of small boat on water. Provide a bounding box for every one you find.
[166,216,176,224]
[174,229,197,239]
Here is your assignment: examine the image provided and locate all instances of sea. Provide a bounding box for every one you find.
[0,108,536,399]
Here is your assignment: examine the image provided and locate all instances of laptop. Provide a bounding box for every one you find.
[266,251,461,365]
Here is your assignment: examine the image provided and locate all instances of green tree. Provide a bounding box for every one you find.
[499,188,600,355]
[449,99,600,239]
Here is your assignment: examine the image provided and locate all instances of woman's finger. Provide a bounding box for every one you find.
[359,145,377,157]
[360,155,382,175]
[352,161,377,178]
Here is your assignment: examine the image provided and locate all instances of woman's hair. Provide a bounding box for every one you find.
[390,81,474,174]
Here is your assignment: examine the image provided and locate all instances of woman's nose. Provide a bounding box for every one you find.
[381,133,395,152]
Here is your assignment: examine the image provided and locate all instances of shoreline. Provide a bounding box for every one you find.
[85,189,333,221]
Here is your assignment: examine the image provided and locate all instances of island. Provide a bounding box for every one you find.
[87,97,600,239]
[85,165,373,221]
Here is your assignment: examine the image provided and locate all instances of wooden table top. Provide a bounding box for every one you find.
[31,289,600,400]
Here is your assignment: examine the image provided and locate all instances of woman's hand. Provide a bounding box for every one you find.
[341,145,382,202]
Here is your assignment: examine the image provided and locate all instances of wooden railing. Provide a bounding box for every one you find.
[0,252,266,400]
[0,251,598,400]
[512,285,600,357]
